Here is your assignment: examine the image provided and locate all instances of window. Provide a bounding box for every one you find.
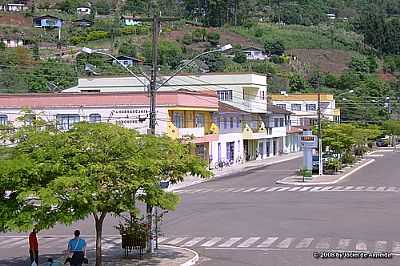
[291,104,301,111]
[89,113,101,123]
[217,90,233,101]
[230,117,234,128]
[56,114,80,130]
[223,117,227,129]
[276,104,286,110]
[195,113,204,128]
[279,118,284,127]
[236,117,240,128]
[0,114,7,125]
[173,112,183,128]
[274,118,279,127]
[306,104,316,111]
[218,143,221,161]
[261,91,265,100]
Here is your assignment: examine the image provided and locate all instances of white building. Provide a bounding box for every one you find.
[1,37,24,48]
[0,3,26,12]
[242,47,268,60]
[63,73,300,167]
[271,92,340,128]
[121,16,141,26]
[77,6,91,15]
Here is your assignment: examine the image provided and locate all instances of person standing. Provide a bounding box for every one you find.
[29,228,39,265]
[67,230,86,266]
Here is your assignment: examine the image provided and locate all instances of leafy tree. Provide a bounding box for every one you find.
[119,42,137,57]
[202,52,225,72]
[264,40,285,56]
[288,73,309,92]
[123,0,148,16]
[0,122,210,266]
[233,49,247,64]
[207,31,220,46]
[144,41,184,69]
[94,0,112,15]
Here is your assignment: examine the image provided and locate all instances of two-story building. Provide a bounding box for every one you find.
[271,92,340,128]
[0,90,219,163]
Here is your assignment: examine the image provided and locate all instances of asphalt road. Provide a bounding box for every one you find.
[1,149,399,266]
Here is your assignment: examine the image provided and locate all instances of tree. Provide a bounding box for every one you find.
[202,52,225,72]
[0,122,210,266]
[118,42,137,57]
[233,47,247,64]
[207,31,220,46]
[264,40,285,56]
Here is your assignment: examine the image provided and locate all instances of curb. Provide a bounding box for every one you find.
[170,153,302,191]
[276,158,375,186]
[160,245,199,266]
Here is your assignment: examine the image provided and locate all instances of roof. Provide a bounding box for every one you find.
[113,55,143,62]
[219,102,248,113]
[242,46,264,51]
[121,16,141,20]
[268,104,292,115]
[271,93,334,102]
[73,18,93,23]
[33,15,62,20]
[0,90,218,109]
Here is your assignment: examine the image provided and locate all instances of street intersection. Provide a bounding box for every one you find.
[1,148,399,266]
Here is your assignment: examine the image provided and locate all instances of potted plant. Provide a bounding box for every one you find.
[116,215,147,256]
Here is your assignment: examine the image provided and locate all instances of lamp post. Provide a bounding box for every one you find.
[81,43,232,253]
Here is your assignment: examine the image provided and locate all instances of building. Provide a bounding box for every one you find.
[271,92,340,128]
[72,18,93,28]
[0,3,27,12]
[121,16,141,26]
[77,6,91,15]
[110,55,143,67]
[0,90,219,161]
[242,47,268,61]
[1,34,24,48]
[33,15,62,28]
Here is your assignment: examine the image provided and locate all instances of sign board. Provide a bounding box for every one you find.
[301,134,318,148]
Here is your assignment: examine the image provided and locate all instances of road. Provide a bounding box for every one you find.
[1,149,399,266]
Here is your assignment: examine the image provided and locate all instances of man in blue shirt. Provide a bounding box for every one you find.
[67,230,86,266]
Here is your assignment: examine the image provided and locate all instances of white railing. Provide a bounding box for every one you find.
[178,127,205,138]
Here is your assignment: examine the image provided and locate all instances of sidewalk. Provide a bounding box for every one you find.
[40,245,198,266]
[276,157,375,186]
[168,152,302,191]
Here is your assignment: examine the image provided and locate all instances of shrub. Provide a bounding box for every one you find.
[192,29,203,42]
[86,31,109,41]
[341,152,355,165]
[254,27,263,38]
[207,31,220,46]
[233,50,247,64]
[182,33,193,45]
[324,158,341,173]
[270,55,284,64]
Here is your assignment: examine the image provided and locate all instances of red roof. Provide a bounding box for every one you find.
[0,90,218,109]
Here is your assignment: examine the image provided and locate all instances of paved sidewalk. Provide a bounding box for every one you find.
[168,152,302,191]
[39,245,198,266]
[276,158,375,185]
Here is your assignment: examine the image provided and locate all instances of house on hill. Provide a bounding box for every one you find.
[72,18,93,28]
[121,16,142,26]
[0,33,25,48]
[0,3,27,12]
[242,47,268,60]
[77,5,91,15]
[110,55,143,67]
[33,15,62,28]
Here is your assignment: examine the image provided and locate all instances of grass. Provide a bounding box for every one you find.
[230,23,364,51]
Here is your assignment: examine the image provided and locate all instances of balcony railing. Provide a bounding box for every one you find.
[178,127,205,138]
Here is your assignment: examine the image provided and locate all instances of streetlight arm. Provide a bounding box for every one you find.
[158,48,229,89]
[93,51,151,86]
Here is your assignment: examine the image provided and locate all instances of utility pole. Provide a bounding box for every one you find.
[146,13,159,254]
[317,80,323,176]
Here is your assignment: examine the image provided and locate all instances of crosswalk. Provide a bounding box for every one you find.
[1,235,400,254]
[174,186,400,194]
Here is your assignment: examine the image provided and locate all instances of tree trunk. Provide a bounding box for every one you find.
[94,212,107,266]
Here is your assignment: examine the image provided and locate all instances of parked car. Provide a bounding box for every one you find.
[312,155,319,173]
[376,139,389,147]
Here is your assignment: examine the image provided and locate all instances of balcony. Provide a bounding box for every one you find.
[178,127,205,138]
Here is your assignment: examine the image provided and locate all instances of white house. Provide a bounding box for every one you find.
[121,16,142,26]
[111,55,143,67]
[1,37,24,48]
[242,47,268,60]
[0,3,26,12]
[271,92,340,128]
[77,6,91,15]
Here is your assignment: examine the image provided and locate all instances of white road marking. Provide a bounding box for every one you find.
[218,237,242,247]
[265,187,283,192]
[320,186,334,191]
[201,237,223,247]
[254,187,269,192]
[237,237,261,248]
[355,241,367,251]
[295,238,314,249]
[375,241,387,251]
[336,239,352,249]
[232,188,246,192]
[386,187,398,192]
[299,187,311,191]
[0,237,25,247]
[315,238,331,249]
[331,186,344,191]
[158,237,168,243]
[288,187,301,191]
[366,187,376,191]
[6,238,27,247]
[167,237,188,245]
[392,241,400,253]
[257,237,279,248]
[276,187,291,192]
[182,237,206,247]
[355,186,365,190]
[276,237,294,248]
[344,186,354,190]
[224,188,236,192]
[243,187,259,192]
[376,187,386,192]
[198,189,213,193]
[310,187,323,192]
